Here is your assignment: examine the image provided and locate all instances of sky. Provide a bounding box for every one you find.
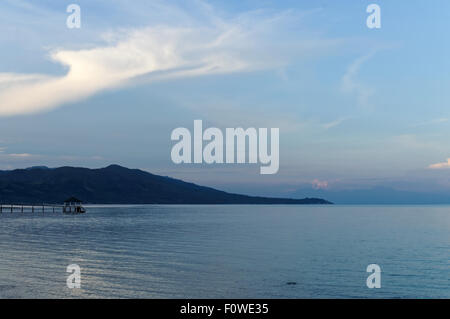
[0,0,449,199]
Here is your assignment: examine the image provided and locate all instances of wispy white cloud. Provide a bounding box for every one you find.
[0,73,51,89]
[0,25,248,116]
[322,116,351,129]
[340,53,375,108]
[8,153,33,158]
[428,158,450,169]
[0,4,337,117]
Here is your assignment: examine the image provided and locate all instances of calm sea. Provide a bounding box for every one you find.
[0,205,448,298]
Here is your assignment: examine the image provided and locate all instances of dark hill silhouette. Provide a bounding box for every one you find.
[0,164,331,205]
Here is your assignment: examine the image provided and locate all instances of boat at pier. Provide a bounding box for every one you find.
[63,197,86,214]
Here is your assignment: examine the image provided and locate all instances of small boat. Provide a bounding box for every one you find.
[63,196,87,214]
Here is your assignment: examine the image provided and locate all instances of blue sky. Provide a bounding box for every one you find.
[0,0,449,198]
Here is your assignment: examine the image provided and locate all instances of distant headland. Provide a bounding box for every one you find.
[0,164,332,205]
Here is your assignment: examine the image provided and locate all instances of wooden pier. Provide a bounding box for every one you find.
[0,204,64,214]
[0,197,86,214]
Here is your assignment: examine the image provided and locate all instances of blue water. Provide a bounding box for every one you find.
[0,205,448,298]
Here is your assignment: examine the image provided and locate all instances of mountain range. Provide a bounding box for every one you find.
[0,165,331,205]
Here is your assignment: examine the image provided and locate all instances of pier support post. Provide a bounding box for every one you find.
[21,205,23,213]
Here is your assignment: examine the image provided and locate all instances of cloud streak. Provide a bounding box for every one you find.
[0,25,250,116]
[0,5,335,116]
[322,116,351,129]
[428,159,450,169]
[341,53,375,108]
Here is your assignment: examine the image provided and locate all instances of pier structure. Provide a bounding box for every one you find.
[0,203,63,214]
[63,197,86,213]
[0,197,86,214]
